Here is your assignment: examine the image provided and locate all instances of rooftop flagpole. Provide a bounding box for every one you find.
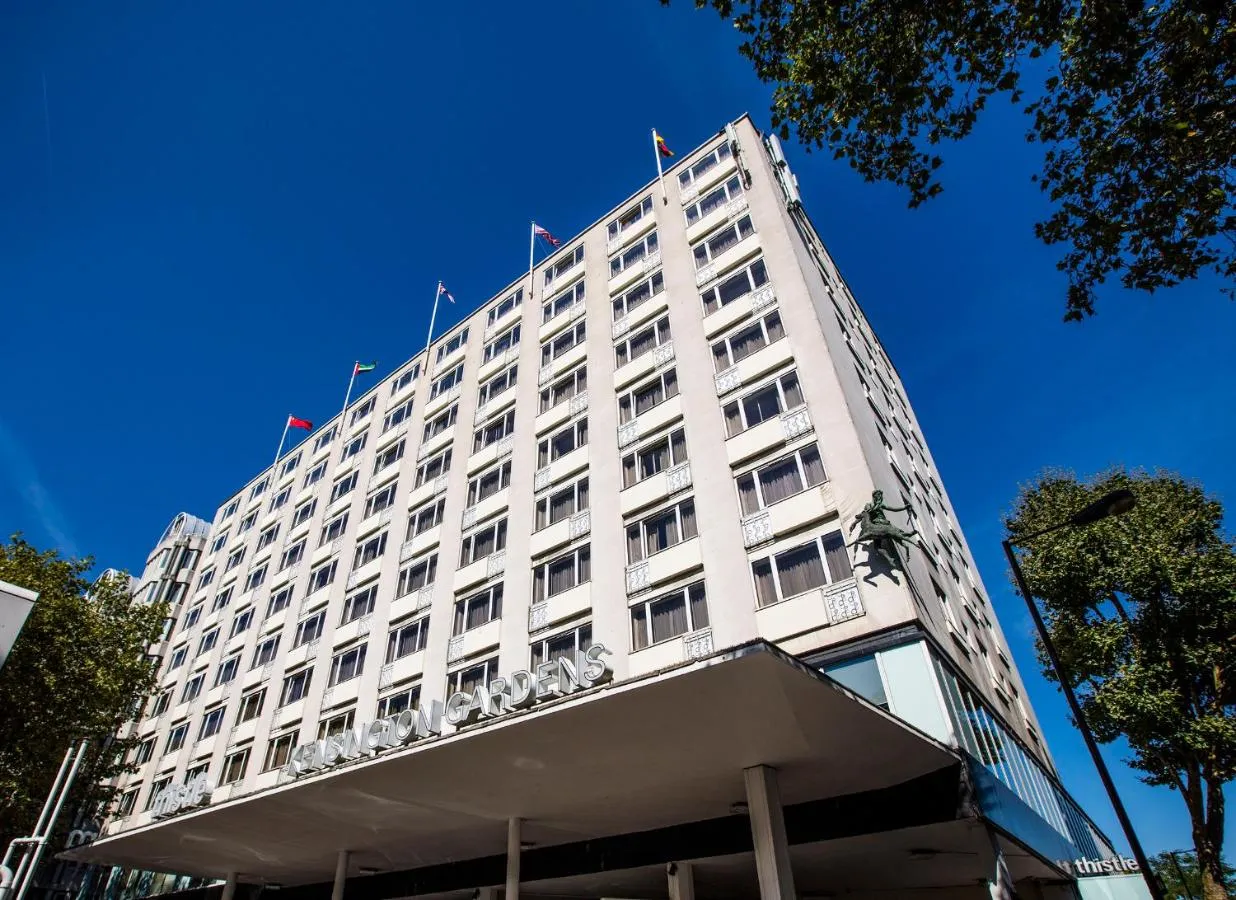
[425,281,443,363]
[652,128,668,204]
[272,415,292,470]
[336,362,359,444]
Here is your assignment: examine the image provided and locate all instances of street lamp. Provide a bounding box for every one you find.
[1002,489,1163,900]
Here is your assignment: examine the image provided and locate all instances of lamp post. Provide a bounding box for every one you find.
[1002,489,1163,900]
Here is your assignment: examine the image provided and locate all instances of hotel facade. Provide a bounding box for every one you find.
[68,117,1141,900]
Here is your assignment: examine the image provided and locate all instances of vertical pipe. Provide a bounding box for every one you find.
[505,818,520,900]
[330,851,349,900]
[743,765,795,900]
[219,872,237,900]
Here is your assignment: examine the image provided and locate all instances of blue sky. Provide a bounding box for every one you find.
[2,0,1233,864]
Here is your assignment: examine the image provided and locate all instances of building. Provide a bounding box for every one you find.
[0,578,37,671]
[67,117,1138,900]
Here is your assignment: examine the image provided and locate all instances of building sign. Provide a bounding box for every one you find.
[1060,857,1142,877]
[282,643,613,779]
[151,773,212,819]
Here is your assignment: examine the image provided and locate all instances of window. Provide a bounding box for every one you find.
[252,635,279,668]
[182,605,202,631]
[303,460,328,489]
[264,732,297,771]
[182,673,205,702]
[678,141,732,188]
[199,706,225,740]
[473,410,515,453]
[611,271,665,322]
[483,324,520,363]
[531,623,592,670]
[279,668,312,706]
[307,559,338,594]
[626,499,697,563]
[229,607,253,638]
[372,439,405,474]
[607,195,653,239]
[328,644,367,687]
[317,709,355,740]
[133,738,156,766]
[453,585,503,635]
[198,628,219,656]
[622,426,688,488]
[341,433,368,461]
[460,518,508,566]
[364,482,399,518]
[211,586,233,613]
[723,370,805,436]
[352,532,387,571]
[150,689,173,718]
[349,396,376,424]
[238,510,258,534]
[377,685,421,719]
[116,788,140,817]
[436,327,470,362]
[751,531,853,606]
[467,461,511,506]
[701,257,768,315]
[329,472,359,504]
[825,655,890,710]
[168,645,188,671]
[406,498,446,538]
[397,553,437,596]
[692,215,755,270]
[313,424,338,452]
[266,585,293,618]
[390,364,419,395]
[280,452,301,477]
[685,173,744,226]
[609,231,658,278]
[423,405,458,441]
[542,278,585,323]
[543,245,584,286]
[280,539,306,570]
[257,523,280,551]
[147,775,174,808]
[541,321,586,366]
[224,547,245,573]
[292,498,317,527]
[487,288,523,325]
[197,568,215,591]
[430,364,464,399]
[249,478,268,501]
[532,545,590,604]
[535,477,589,530]
[737,444,827,515]
[244,564,267,593]
[446,656,499,696]
[341,584,378,624]
[269,485,292,513]
[237,688,265,723]
[537,417,588,467]
[383,399,415,433]
[713,310,785,372]
[294,611,325,647]
[215,653,241,686]
[539,366,587,414]
[615,316,670,368]
[386,616,430,663]
[631,582,710,650]
[477,365,518,406]
[211,532,229,555]
[320,512,349,547]
[166,722,189,754]
[413,449,454,491]
[618,368,678,424]
[220,748,250,785]
[221,499,239,521]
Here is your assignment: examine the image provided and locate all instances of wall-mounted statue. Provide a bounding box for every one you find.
[848,490,918,570]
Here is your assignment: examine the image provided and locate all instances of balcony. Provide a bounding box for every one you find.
[527,580,591,635]
[714,336,794,399]
[378,650,426,690]
[334,612,374,647]
[607,248,661,297]
[311,538,340,567]
[477,346,520,384]
[474,388,517,428]
[204,682,228,708]
[725,405,814,467]
[605,209,656,256]
[416,426,455,464]
[466,433,514,476]
[537,340,586,388]
[446,618,501,665]
[453,549,506,593]
[388,584,434,623]
[230,716,260,747]
[685,193,750,246]
[755,579,864,644]
[320,673,362,711]
[283,637,320,671]
[400,525,441,563]
[422,383,461,420]
[404,474,449,512]
[252,769,281,793]
[241,662,273,691]
[262,606,289,634]
[679,153,739,205]
[532,443,590,494]
[529,508,592,559]
[620,462,692,518]
[694,232,761,290]
[628,626,715,678]
[533,391,588,439]
[537,296,586,344]
[355,506,394,542]
[274,697,307,729]
[611,291,669,343]
[739,483,837,550]
[461,487,511,532]
[624,537,703,596]
[617,394,684,450]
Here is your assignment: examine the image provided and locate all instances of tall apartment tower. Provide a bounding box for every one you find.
[73,118,1127,900]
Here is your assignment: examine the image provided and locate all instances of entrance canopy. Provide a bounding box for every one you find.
[68,642,962,886]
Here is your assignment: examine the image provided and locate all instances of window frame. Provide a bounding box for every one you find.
[630,581,710,650]
[691,214,756,269]
[537,416,588,468]
[452,583,503,635]
[750,529,854,607]
[531,544,591,605]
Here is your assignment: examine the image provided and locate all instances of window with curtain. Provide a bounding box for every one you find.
[723,371,805,437]
[478,364,518,404]
[538,418,588,467]
[713,311,785,372]
[435,327,470,362]
[352,531,387,570]
[460,518,508,566]
[751,531,852,606]
[396,553,437,596]
[631,582,709,650]
[483,324,521,363]
[610,231,659,278]
[544,246,585,286]
[320,512,349,546]
[430,364,464,399]
[535,477,589,530]
[685,174,744,225]
[541,278,585,322]
[423,405,458,441]
[468,461,512,506]
[607,196,653,238]
[328,644,367,687]
[678,142,732,188]
[487,288,523,326]
[691,215,755,268]
[341,584,378,624]
[415,448,452,487]
[541,321,586,365]
[622,426,688,488]
[453,584,503,635]
[376,685,421,719]
[385,616,430,663]
[626,499,698,563]
[532,545,591,604]
[473,410,516,453]
[531,623,593,670]
[540,366,587,413]
[447,656,499,696]
[406,499,445,539]
[612,270,665,321]
[616,315,670,368]
[736,444,827,515]
[701,258,768,315]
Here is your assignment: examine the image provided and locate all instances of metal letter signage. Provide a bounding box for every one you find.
[151,773,213,819]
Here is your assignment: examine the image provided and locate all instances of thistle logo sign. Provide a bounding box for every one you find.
[1059,856,1142,877]
[283,644,613,779]
[151,774,212,819]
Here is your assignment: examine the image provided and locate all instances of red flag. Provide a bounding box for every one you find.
[533,224,562,248]
[288,416,313,431]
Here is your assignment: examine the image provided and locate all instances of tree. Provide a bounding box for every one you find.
[0,535,168,848]
[1152,850,1236,899]
[1005,470,1236,900]
[667,0,1235,320]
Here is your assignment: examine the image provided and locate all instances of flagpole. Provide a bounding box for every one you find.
[337,362,358,442]
[529,221,536,277]
[652,128,667,204]
[424,281,442,363]
[272,416,291,471]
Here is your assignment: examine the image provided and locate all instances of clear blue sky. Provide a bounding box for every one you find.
[2,0,1233,865]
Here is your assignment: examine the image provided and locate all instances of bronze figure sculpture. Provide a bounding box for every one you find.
[848,489,918,570]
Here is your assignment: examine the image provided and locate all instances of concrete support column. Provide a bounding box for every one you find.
[331,851,350,900]
[476,889,498,900]
[667,862,695,900]
[743,765,796,900]
[219,873,238,900]
[505,818,521,900]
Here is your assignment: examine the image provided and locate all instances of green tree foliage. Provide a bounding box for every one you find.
[1152,849,1236,899]
[0,536,168,847]
[667,0,1235,320]
[1005,471,1236,900]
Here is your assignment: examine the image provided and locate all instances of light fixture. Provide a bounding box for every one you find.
[729,802,749,815]
[357,867,380,876]
[520,841,537,850]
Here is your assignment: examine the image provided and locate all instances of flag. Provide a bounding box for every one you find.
[654,130,674,158]
[353,361,377,376]
[533,224,562,248]
[288,416,313,431]
[438,283,455,304]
